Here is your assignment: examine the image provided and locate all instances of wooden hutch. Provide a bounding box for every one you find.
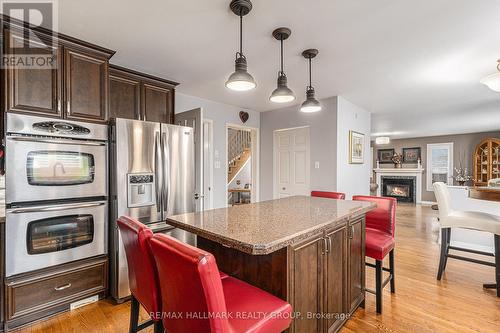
[473,138,500,186]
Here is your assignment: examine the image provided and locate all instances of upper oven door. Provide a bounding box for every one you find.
[6,136,107,204]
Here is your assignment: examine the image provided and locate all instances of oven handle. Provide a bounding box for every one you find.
[8,201,107,214]
[8,136,107,146]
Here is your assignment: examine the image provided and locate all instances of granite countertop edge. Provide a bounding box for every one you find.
[166,202,375,255]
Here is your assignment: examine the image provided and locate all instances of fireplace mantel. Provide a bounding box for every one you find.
[373,168,425,203]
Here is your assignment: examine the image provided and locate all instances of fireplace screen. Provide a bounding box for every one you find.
[386,185,410,198]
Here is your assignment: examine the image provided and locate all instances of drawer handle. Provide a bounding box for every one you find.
[54,283,72,291]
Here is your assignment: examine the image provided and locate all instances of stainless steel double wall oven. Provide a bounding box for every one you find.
[5,113,108,277]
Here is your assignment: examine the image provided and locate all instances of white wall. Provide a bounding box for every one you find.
[336,96,371,199]
[175,92,260,209]
[259,97,338,201]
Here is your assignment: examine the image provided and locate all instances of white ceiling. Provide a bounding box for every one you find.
[58,0,500,138]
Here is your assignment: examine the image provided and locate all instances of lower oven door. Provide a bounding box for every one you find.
[5,200,107,277]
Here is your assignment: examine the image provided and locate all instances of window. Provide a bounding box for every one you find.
[427,143,453,191]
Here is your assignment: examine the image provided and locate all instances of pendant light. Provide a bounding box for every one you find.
[270,28,295,103]
[225,0,256,91]
[300,49,321,113]
[480,59,500,92]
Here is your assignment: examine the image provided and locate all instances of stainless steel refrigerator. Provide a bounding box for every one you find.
[109,118,196,301]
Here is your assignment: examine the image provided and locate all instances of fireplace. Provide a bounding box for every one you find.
[382,176,416,203]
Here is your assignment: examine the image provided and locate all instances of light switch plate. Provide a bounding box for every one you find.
[315,161,320,169]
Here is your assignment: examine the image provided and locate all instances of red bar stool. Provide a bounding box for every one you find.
[150,233,293,333]
[117,216,163,333]
[352,195,397,314]
[311,191,346,200]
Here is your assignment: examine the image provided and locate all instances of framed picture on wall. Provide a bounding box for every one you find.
[403,147,421,163]
[349,131,365,164]
[377,148,395,164]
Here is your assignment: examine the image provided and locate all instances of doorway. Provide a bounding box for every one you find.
[226,124,259,206]
[273,126,311,198]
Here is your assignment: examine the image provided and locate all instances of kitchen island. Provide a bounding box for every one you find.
[167,196,375,333]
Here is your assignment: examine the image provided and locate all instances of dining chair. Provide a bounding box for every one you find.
[433,182,500,296]
[149,233,293,332]
[311,191,346,200]
[117,216,163,333]
[352,195,397,314]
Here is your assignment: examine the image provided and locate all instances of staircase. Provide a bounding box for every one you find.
[227,129,251,185]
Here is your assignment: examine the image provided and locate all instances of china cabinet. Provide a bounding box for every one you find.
[473,138,500,186]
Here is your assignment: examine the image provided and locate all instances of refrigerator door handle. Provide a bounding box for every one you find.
[154,131,162,213]
[162,131,170,217]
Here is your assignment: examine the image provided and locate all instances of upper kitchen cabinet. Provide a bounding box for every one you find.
[64,47,110,123]
[3,28,62,118]
[109,65,178,123]
[2,17,115,123]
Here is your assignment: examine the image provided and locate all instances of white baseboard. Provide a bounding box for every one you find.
[419,201,436,205]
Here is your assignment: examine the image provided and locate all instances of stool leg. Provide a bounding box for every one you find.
[129,296,140,333]
[442,228,451,272]
[154,320,164,333]
[375,260,382,314]
[389,249,395,293]
[495,235,500,297]
[437,228,450,280]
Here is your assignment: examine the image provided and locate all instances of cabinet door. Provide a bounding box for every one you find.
[347,218,365,313]
[109,72,141,120]
[4,29,62,117]
[64,47,108,123]
[289,235,324,333]
[142,82,173,123]
[324,227,346,332]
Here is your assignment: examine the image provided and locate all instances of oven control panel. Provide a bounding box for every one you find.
[127,173,155,208]
[33,121,91,135]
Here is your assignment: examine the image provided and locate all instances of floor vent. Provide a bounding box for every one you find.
[70,295,99,310]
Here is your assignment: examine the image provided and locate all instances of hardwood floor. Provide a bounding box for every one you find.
[13,204,500,333]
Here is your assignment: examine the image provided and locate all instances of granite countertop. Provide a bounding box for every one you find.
[167,196,375,255]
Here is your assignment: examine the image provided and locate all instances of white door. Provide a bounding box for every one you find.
[274,127,310,198]
[175,108,203,211]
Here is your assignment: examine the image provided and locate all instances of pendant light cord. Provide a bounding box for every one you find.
[239,13,243,55]
[308,58,312,88]
[280,37,284,74]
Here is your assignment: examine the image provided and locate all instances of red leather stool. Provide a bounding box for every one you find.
[352,195,397,314]
[117,216,163,333]
[311,191,346,200]
[150,233,293,333]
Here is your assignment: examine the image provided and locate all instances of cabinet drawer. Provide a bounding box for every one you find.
[5,258,107,320]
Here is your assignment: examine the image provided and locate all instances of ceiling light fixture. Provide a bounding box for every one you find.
[375,136,390,145]
[270,27,295,103]
[300,49,321,113]
[480,60,500,92]
[225,0,256,92]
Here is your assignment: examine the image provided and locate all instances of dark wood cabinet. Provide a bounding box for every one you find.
[142,82,173,123]
[4,256,108,330]
[2,18,114,123]
[109,65,177,123]
[324,227,347,333]
[289,235,323,333]
[109,71,141,120]
[3,29,62,118]
[64,47,109,123]
[347,217,365,313]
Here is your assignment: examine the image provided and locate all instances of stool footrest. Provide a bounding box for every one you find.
[447,254,496,267]
[483,283,497,289]
[449,245,494,257]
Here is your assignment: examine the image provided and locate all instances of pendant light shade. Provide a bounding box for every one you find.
[270,28,295,103]
[480,60,500,92]
[226,0,256,91]
[300,49,321,113]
